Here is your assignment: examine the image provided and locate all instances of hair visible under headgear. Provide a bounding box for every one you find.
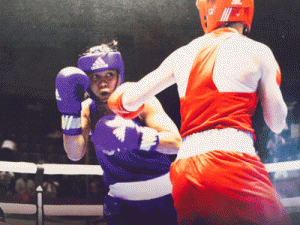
[78,40,124,83]
[78,40,125,101]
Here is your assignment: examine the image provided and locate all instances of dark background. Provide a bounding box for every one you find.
[0,0,299,163]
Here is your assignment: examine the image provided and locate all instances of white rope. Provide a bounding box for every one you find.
[42,163,103,175]
[281,196,300,208]
[0,203,36,214]
[1,198,298,216]
[265,160,300,173]
[0,161,37,174]
[0,203,103,216]
[0,160,298,175]
[44,205,103,216]
[0,161,103,175]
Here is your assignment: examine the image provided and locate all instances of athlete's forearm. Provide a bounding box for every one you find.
[63,134,88,161]
[156,131,182,155]
[122,70,176,112]
[263,99,287,134]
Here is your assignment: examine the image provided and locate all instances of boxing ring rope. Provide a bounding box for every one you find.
[0,160,299,224]
[264,160,300,173]
[0,162,104,224]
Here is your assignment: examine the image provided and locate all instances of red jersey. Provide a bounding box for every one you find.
[180,28,258,139]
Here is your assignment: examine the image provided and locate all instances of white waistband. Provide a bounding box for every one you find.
[108,172,172,201]
[176,128,257,160]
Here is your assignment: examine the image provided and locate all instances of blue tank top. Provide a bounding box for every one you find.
[89,100,172,186]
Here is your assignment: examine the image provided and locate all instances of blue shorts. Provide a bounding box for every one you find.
[104,194,178,225]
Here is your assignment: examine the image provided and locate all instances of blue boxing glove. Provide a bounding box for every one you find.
[55,67,90,135]
[91,115,159,156]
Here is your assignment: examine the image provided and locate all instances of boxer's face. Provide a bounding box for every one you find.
[89,69,119,103]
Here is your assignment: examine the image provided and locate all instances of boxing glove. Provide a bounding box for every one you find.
[55,67,90,135]
[91,115,159,156]
[108,83,144,120]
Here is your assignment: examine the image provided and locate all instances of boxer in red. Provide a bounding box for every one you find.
[108,0,292,224]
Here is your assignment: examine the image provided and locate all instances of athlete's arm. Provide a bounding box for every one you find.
[55,67,91,161]
[63,106,91,161]
[139,97,181,154]
[121,52,178,112]
[257,46,288,134]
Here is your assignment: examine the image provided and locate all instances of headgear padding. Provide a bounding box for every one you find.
[78,45,125,85]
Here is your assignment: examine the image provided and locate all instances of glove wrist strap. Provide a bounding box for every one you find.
[61,114,82,136]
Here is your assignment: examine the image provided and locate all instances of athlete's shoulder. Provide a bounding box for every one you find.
[167,35,209,62]
[240,36,275,57]
[246,38,278,69]
[180,35,210,52]
[224,35,277,65]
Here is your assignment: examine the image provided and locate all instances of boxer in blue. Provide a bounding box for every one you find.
[55,42,181,225]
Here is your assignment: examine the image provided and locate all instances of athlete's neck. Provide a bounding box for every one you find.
[225,22,244,34]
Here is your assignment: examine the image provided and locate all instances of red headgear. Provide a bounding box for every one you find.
[196,0,254,34]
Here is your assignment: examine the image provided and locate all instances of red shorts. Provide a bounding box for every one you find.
[170,151,291,225]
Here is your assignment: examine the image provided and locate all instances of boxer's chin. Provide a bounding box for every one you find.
[98,91,111,103]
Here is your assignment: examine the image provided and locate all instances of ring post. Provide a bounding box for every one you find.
[35,164,44,225]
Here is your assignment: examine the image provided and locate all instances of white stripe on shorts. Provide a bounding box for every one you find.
[108,172,172,201]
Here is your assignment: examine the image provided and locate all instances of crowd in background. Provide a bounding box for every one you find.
[0,138,108,205]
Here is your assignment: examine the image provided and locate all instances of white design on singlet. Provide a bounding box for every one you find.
[172,32,267,97]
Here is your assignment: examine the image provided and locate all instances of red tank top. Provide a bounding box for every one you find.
[180,29,258,139]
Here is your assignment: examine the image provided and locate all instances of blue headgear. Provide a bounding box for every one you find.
[78,44,125,100]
